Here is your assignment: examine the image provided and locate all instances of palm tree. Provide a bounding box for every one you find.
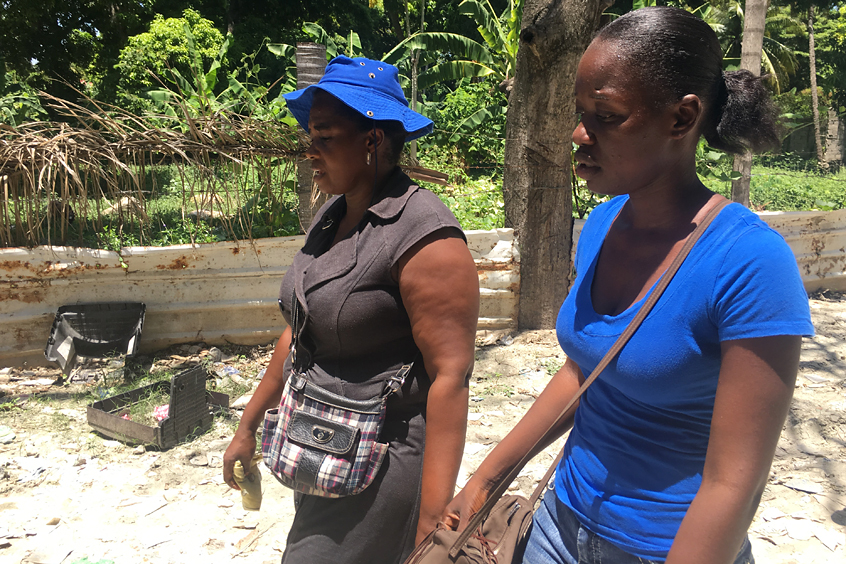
[808,5,826,168]
[697,1,799,94]
[382,0,522,92]
[730,0,769,207]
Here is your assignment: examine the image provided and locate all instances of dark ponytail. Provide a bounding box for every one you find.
[596,6,780,155]
[705,70,780,153]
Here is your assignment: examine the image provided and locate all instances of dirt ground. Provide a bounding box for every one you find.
[1,293,844,564]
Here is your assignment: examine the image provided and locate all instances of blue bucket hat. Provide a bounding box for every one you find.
[283,55,433,141]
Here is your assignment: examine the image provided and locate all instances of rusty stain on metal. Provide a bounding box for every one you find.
[476,262,513,272]
[811,236,825,257]
[1,260,32,271]
[5,289,44,303]
[157,256,190,270]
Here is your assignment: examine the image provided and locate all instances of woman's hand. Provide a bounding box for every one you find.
[441,476,493,532]
[221,326,292,490]
[223,429,257,490]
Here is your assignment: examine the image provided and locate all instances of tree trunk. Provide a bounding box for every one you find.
[296,43,329,233]
[503,0,604,329]
[730,0,768,207]
[383,0,406,42]
[824,106,842,170]
[410,0,424,161]
[808,5,826,169]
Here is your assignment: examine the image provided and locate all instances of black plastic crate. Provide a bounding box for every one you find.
[87,366,229,449]
[45,302,146,373]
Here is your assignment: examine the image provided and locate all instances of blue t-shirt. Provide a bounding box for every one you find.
[554,196,814,560]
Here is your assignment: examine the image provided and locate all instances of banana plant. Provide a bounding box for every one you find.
[0,71,47,126]
[146,24,234,123]
[147,24,298,126]
[383,0,523,90]
[299,23,364,60]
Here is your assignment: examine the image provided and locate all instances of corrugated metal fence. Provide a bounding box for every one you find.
[0,229,518,367]
[3,209,844,368]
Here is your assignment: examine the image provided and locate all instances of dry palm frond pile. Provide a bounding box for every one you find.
[0,93,306,248]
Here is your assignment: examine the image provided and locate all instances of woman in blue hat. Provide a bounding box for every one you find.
[223,55,480,563]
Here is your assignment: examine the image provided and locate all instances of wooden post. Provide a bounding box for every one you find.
[295,43,329,233]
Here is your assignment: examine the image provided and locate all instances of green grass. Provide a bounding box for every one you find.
[704,165,846,212]
[6,163,301,249]
[423,176,505,231]
[14,153,846,251]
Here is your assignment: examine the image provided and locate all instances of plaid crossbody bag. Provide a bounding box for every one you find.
[261,292,414,498]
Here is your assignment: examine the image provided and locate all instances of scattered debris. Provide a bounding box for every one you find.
[0,425,15,444]
[230,395,252,410]
[783,479,825,495]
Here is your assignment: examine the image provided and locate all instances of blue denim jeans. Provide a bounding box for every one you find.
[522,490,754,564]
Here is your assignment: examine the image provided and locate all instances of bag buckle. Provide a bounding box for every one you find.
[384,363,413,396]
[289,373,306,392]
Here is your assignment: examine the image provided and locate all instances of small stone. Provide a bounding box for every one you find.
[784,478,824,495]
[190,456,209,467]
[231,395,252,410]
[785,518,815,541]
[0,425,15,444]
[761,507,786,521]
[73,457,86,467]
[188,345,201,354]
[816,528,843,551]
[208,347,223,362]
[133,445,146,455]
[46,517,60,526]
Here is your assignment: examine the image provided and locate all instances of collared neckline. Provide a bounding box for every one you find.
[366,168,418,220]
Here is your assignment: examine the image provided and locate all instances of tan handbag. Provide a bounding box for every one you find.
[404,199,729,564]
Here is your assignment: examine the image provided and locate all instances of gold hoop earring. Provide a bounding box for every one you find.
[366,152,371,165]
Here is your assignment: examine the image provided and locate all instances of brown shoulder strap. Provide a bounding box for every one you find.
[449,197,730,558]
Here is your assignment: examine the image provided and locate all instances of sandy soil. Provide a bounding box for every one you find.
[1,294,844,563]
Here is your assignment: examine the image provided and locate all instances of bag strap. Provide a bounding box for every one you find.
[448,197,729,558]
[288,289,416,398]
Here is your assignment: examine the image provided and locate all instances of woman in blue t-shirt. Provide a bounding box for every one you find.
[442,7,814,564]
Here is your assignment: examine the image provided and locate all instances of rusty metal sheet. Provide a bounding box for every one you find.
[759,210,846,292]
[1,230,520,367]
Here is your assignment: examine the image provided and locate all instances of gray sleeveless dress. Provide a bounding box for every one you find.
[276,169,465,564]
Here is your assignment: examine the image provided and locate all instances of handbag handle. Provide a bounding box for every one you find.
[448,197,729,558]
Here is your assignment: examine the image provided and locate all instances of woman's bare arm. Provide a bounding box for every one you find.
[441,357,584,531]
[666,335,801,564]
[397,229,479,545]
